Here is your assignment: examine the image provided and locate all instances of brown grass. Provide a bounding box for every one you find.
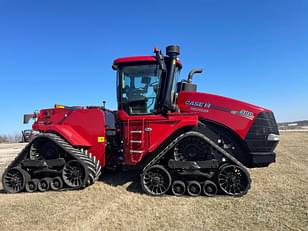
[0,132,307,231]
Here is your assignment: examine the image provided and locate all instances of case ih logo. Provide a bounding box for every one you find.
[185,100,211,108]
[185,100,211,113]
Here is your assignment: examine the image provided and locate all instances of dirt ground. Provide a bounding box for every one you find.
[0,132,307,231]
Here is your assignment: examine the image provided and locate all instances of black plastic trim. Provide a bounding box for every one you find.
[249,151,276,167]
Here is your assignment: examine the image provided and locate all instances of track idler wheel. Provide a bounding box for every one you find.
[2,167,30,193]
[217,164,250,196]
[171,180,186,196]
[50,177,63,191]
[141,165,171,196]
[25,179,39,192]
[202,180,217,197]
[187,181,201,197]
[62,160,86,189]
[38,178,51,192]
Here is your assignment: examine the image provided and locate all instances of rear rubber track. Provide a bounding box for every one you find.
[2,132,101,193]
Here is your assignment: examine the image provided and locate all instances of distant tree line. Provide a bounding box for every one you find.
[0,134,22,143]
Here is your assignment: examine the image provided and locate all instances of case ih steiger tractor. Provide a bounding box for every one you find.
[2,45,279,197]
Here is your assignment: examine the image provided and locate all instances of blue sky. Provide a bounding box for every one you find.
[0,0,307,134]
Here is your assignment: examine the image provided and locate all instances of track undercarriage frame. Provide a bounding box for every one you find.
[140,124,251,197]
[2,133,101,193]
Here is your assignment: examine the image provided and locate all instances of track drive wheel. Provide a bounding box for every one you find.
[174,135,212,161]
[141,165,171,196]
[217,164,250,196]
[171,180,186,196]
[2,167,29,193]
[62,160,86,189]
[202,180,217,197]
[187,181,201,196]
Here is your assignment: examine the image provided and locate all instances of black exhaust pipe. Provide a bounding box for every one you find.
[157,45,180,113]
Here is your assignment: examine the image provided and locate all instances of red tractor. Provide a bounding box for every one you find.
[2,46,279,196]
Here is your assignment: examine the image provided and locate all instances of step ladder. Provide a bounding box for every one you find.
[127,119,145,163]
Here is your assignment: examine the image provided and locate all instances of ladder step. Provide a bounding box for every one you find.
[130,140,142,144]
[130,150,143,154]
[130,130,142,134]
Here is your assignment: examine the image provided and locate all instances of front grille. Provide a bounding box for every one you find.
[245,112,279,152]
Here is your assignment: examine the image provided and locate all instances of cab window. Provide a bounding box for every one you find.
[118,64,161,115]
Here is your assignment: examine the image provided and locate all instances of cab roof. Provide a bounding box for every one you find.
[112,56,182,69]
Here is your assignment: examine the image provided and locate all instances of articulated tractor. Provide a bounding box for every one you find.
[2,46,279,197]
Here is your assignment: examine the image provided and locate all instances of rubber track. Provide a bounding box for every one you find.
[143,131,251,186]
[3,133,101,190]
[42,133,101,186]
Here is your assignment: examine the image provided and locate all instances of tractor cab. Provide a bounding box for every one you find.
[113,46,182,115]
[112,46,199,165]
[116,62,162,114]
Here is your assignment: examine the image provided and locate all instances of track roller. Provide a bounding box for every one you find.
[2,167,30,193]
[25,179,39,192]
[50,177,63,191]
[202,180,217,197]
[38,178,51,192]
[171,180,186,196]
[141,165,171,196]
[217,164,250,197]
[187,180,201,197]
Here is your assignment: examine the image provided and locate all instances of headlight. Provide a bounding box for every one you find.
[267,133,279,141]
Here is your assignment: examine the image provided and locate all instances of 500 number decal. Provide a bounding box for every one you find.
[239,110,254,120]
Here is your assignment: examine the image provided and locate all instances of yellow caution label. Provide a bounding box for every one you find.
[173,59,176,65]
[97,136,105,143]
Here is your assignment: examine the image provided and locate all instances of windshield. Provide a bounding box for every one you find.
[117,64,162,115]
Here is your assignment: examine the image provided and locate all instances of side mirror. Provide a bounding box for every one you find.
[23,114,35,124]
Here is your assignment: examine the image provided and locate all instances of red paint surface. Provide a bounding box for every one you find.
[177,91,271,139]
[117,110,198,165]
[114,56,156,64]
[33,108,106,166]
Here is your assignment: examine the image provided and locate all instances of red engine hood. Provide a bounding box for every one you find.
[177,91,272,139]
[32,107,106,166]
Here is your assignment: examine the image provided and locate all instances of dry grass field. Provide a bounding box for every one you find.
[0,132,307,231]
